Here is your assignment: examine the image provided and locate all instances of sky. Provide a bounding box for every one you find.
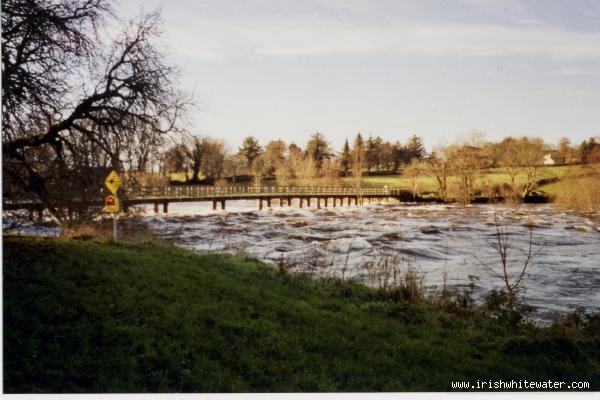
[118,0,600,152]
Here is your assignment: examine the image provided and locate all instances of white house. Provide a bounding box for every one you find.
[543,153,555,165]
[543,152,565,165]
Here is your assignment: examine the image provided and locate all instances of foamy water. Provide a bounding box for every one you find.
[141,200,600,320]
[5,200,598,320]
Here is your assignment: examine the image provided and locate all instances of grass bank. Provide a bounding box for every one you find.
[4,236,599,392]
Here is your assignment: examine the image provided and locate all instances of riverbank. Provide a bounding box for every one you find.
[144,202,600,319]
[4,235,599,392]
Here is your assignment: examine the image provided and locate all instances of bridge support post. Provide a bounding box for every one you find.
[354,197,358,206]
[317,197,321,209]
[154,202,159,214]
[299,198,304,208]
[324,197,328,207]
[307,198,311,207]
[212,200,217,211]
[267,198,272,208]
[280,198,284,207]
[259,198,263,210]
[163,202,169,214]
[37,208,44,223]
[220,200,226,210]
[333,197,337,207]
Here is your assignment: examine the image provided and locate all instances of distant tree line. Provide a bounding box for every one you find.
[160,132,600,204]
[161,132,429,185]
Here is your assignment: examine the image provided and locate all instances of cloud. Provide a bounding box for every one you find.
[166,14,600,62]
[556,67,600,76]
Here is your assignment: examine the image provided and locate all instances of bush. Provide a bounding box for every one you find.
[554,307,600,338]
[483,289,534,327]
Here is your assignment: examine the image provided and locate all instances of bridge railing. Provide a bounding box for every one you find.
[123,185,393,200]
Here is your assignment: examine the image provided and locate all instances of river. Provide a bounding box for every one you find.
[142,200,600,321]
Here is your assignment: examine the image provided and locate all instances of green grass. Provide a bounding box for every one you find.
[4,236,599,392]
[350,165,584,194]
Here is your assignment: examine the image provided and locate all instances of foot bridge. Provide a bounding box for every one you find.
[123,186,405,213]
[4,186,413,216]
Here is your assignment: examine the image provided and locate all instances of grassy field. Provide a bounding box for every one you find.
[351,165,583,194]
[4,236,599,392]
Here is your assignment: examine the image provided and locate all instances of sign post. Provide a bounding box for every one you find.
[113,213,117,241]
[103,171,122,241]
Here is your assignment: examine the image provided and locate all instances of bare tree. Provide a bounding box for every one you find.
[516,138,545,199]
[200,138,226,181]
[251,155,268,187]
[275,144,304,185]
[320,158,341,187]
[274,159,294,186]
[447,145,485,204]
[296,154,317,187]
[403,158,424,199]
[181,136,226,183]
[558,137,575,164]
[351,133,365,201]
[2,1,189,222]
[163,143,189,177]
[474,214,543,322]
[223,154,244,184]
[498,137,521,203]
[424,150,449,201]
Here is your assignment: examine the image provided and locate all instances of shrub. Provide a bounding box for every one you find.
[483,289,535,327]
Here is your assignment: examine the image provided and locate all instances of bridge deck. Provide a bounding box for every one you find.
[4,185,411,211]
[123,185,395,202]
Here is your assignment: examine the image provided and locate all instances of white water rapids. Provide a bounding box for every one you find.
[140,200,600,321]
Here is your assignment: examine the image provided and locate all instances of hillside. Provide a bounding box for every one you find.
[3,236,599,392]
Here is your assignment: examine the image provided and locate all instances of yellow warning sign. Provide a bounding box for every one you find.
[104,170,122,194]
